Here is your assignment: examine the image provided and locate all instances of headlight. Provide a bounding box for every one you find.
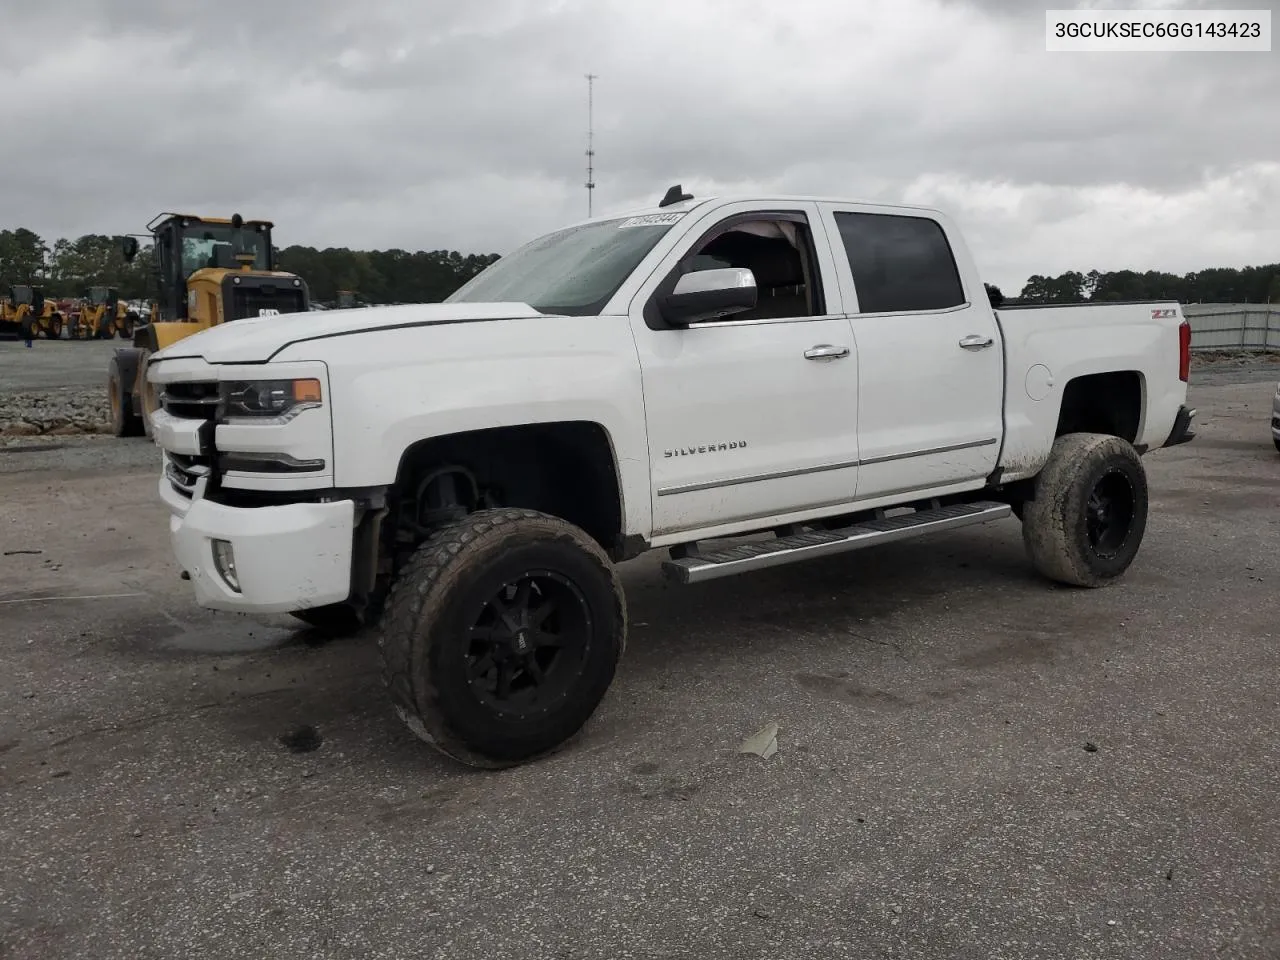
[220,378,322,422]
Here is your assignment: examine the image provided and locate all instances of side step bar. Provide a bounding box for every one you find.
[661,500,1012,585]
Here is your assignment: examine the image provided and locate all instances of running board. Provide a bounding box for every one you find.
[661,500,1012,585]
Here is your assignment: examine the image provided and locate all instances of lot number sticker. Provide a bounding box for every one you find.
[617,213,685,228]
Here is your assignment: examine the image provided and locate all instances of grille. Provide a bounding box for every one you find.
[165,451,213,499]
[227,285,307,321]
[161,381,220,421]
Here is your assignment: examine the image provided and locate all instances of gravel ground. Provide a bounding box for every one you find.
[0,340,118,437]
[0,339,122,394]
[1,373,1277,959]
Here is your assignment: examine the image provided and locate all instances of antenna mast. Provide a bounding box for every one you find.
[585,73,597,216]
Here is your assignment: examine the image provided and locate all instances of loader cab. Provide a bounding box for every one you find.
[144,213,273,322]
[10,285,34,306]
[88,286,118,310]
[123,213,309,328]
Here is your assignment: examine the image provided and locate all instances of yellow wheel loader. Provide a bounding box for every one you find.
[72,287,138,340]
[108,213,311,438]
[0,287,32,338]
[1,286,63,339]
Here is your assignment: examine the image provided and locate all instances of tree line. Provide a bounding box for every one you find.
[5,225,1278,307]
[1006,265,1280,306]
[1,227,499,306]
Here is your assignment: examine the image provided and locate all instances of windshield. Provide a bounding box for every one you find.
[180,224,269,277]
[445,215,681,315]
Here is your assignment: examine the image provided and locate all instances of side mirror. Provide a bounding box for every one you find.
[662,267,757,325]
[121,236,139,262]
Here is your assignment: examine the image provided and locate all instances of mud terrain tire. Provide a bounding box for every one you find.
[1022,432,1148,587]
[380,508,626,768]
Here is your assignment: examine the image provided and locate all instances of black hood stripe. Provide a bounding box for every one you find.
[148,313,532,366]
[266,314,529,361]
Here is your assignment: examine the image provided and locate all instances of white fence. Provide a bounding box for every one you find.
[1182,303,1280,352]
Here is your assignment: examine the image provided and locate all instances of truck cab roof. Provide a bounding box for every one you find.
[576,192,952,230]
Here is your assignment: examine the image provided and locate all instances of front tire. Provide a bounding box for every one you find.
[379,508,626,768]
[1021,432,1148,587]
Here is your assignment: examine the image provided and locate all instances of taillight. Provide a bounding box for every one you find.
[1178,319,1191,382]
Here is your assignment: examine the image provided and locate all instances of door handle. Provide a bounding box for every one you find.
[958,334,994,350]
[804,344,850,361]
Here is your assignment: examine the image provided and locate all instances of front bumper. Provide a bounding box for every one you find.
[1271,384,1280,442]
[160,478,354,613]
[1164,404,1197,448]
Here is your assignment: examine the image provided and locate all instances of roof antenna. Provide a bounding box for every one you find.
[659,184,693,207]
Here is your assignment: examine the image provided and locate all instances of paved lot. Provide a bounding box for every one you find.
[0,339,122,395]
[1,371,1278,959]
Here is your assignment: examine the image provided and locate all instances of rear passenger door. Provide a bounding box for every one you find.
[816,203,1004,503]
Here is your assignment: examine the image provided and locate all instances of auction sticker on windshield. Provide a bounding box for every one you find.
[617,213,685,228]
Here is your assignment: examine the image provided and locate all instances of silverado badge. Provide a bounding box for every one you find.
[664,441,747,457]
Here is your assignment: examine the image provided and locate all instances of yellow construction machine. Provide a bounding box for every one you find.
[0,287,32,338]
[1,285,64,339]
[108,212,311,437]
[71,286,137,340]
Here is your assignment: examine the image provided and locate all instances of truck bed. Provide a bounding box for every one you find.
[993,300,1187,481]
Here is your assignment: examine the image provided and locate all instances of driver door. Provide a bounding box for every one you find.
[627,201,861,540]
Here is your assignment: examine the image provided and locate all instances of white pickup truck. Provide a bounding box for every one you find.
[145,187,1197,767]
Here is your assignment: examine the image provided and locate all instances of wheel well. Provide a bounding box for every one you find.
[390,422,624,555]
[1055,371,1142,443]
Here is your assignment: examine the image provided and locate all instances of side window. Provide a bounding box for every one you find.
[681,217,823,321]
[833,212,965,314]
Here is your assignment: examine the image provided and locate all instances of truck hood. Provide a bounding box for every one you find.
[150,301,546,364]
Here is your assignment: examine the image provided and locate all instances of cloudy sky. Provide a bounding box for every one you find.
[2,0,1276,292]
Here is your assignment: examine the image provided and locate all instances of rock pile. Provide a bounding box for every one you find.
[0,389,111,436]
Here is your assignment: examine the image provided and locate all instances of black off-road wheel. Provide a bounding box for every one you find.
[1021,432,1148,587]
[107,355,144,437]
[380,508,626,768]
[46,314,63,339]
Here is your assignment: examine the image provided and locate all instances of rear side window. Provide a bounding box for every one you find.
[833,212,965,313]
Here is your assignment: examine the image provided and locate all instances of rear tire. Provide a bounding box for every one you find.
[1021,432,1148,587]
[379,508,626,768]
[1274,436,1280,454]
[47,314,63,339]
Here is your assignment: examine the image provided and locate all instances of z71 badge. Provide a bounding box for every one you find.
[1151,308,1178,319]
[664,441,747,457]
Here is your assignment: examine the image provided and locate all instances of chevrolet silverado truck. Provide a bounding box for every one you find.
[144,186,1197,768]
